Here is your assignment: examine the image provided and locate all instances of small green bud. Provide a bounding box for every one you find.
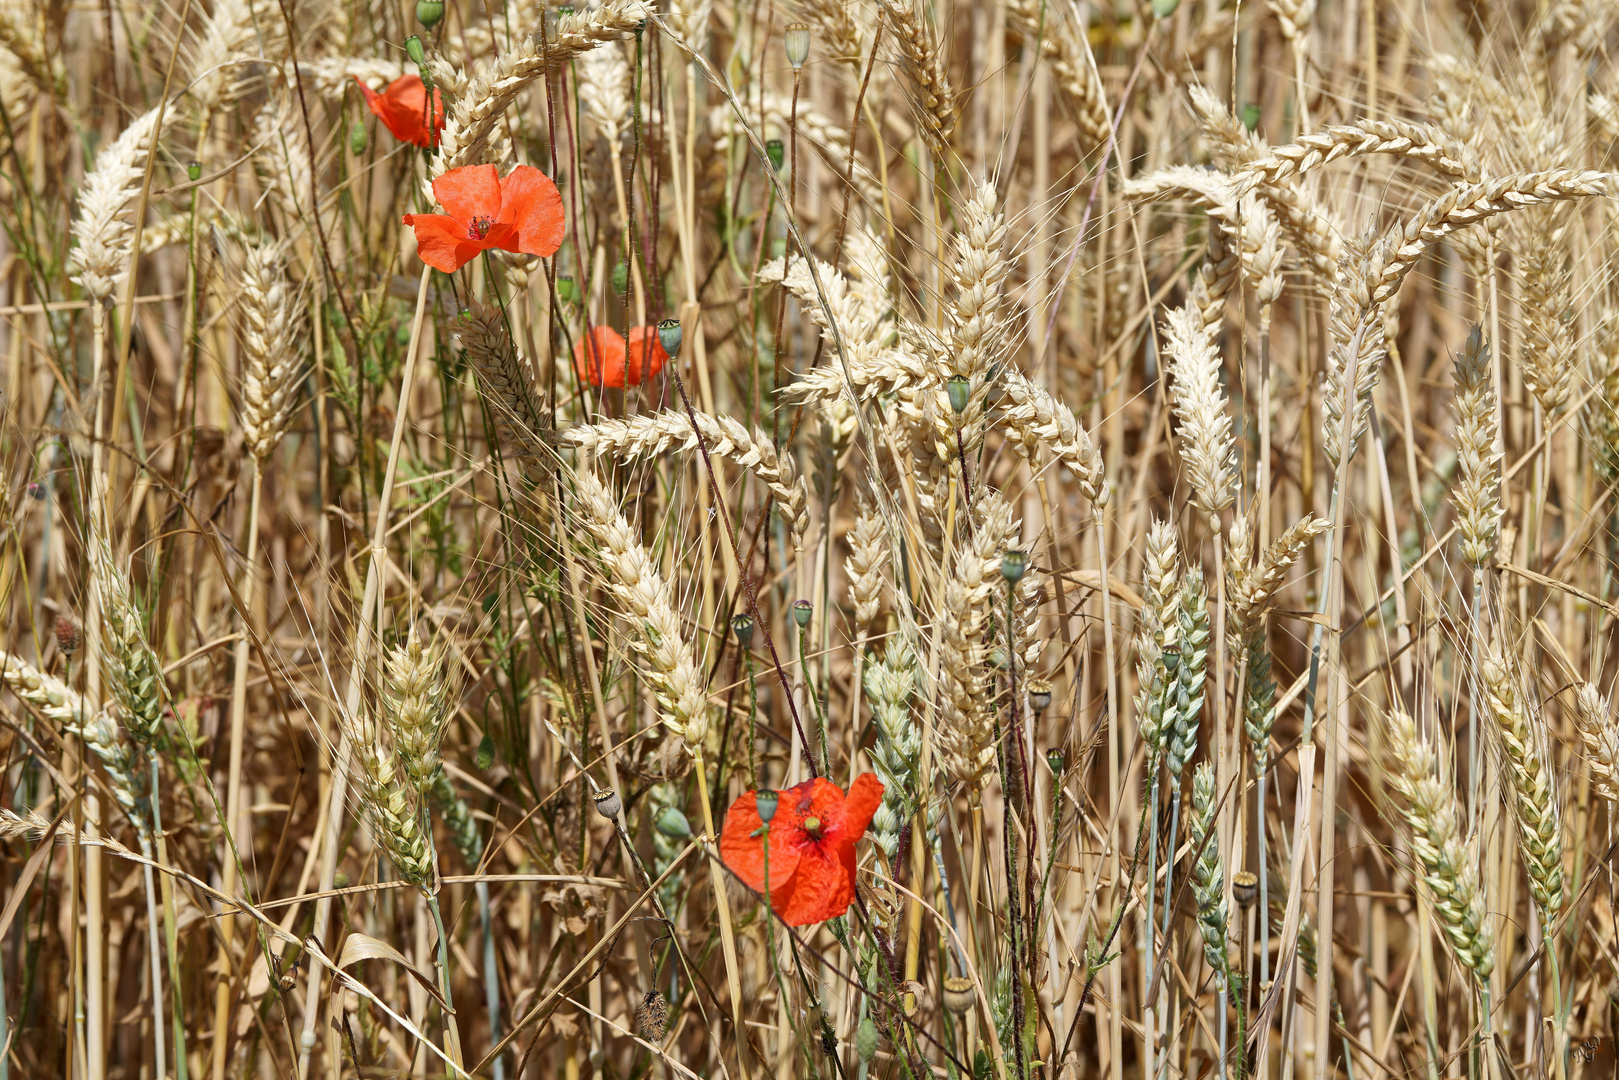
[1151,0,1179,16]
[657,317,683,357]
[854,1017,878,1063]
[349,120,368,156]
[755,789,778,823]
[1000,550,1028,585]
[475,733,496,770]
[732,612,755,648]
[405,34,427,66]
[415,0,444,28]
[1241,103,1262,131]
[611,262,629,295]
[555,276,578,304]
[946,375,970,415]
[187,161,202,182]
[655,806,692,840]
[765,138,785,172]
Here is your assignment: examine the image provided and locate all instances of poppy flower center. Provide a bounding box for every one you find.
[467,215,495,239]
[802,815,822,837]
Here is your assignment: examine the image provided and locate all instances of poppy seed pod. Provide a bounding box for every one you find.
[1001,550,1028,585]
[349,120,368,156]
[792,599,813,628]
[416,0,444,27]
[1151,0,1179,15]
[404,34,426,66]
[593,789,622,820]
[657,317,683,357]
[784,23,811,69]
[941,976,975,1015]
[854,1016,879,1062]
[1028,679,1052,714]
[655,806,692,840]
[754,789,778,823]
[54,616,81,656]
[555,276,579,304]
[732,613,755,647]
[475,733,496,770]
[611,262,629,294]
[187,161,202,182]
[1045,747,1064,775]
[946,375,971,415]
[765,138,785,172]
[1232,871,1258,909]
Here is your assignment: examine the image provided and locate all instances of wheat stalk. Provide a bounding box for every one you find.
[1515,212,1576,412]
[878,0,956,153]
[1451,326,1503,569]
[382,627,454,796]
[1225,513,1328,650]
[1481,648,1566,920]
[458,302,553,484]
[865,634,919,862]
[236,240,306,463]
[70,105,162,302]
[995,370,1106,504]
[1573,683,1619,806]
[847,507,889,638]
[1160,302,1236,513]
[1003,0,1110,152]
[935,492,1009,791]
[561,411,809,547]
[1242,117,1478,186]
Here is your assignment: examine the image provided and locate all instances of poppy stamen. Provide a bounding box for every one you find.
[467,215,495,239]
[802,815,822,837]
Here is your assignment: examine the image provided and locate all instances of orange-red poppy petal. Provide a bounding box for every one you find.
[403,213,481,273]
[776,842,857,926]
[497,165,566,258]
[573,326,628,387]
[432,164,502,226]
[357,75,443,148]
[622,327,669,386]
[720,790,802,893]
[834,773,884,841]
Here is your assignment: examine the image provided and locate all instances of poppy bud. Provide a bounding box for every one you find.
[657,317,683,358]
[942,976,975,1015]
[476,732,496,770]
[1000,550,1028,585]
[1151,0,1178,15]
[854,1016,878,1062]
[635,991,670,1041]
[1232,870,1258,909]
[55,616,81,656]
[611,262,629,294]
[765,138,785,172]
[187,161,202,182]
[555,276,578,304]
[792,599,813,628]
[416,0,444,27]
[1045,747,1064,774]
[783,23,810,70]
[1028,679,1052,714]
[732,613,754,647]
[655,806,692,840]
[26,482,44,500]
[988,646,1007,671]
[405,34,427,66]
[946,375,970,415]
[754,789,778,823]
[593,789,622,820]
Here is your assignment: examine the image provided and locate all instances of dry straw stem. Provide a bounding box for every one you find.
[0,651,143,824]
[1225,513,1328,651]
[878,0,957,152]
[1160,301,1236,513]
[429,0,649,189]
[1451,325,1503,568]
[574,470,710,753]
[1381,708,1495,979]
[70,105,162,301]
[995,369,1106,503]
[1573,683,1619,805]
[1241,116,1479,187]
[236,240,305,462]
[1481,648,1566,919]
[561,411,810,547]
[935,492,1012,790]
[458,302,553,484]
[1003,0,1110,152]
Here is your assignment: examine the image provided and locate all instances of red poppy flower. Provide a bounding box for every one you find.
[402,164,565,273]
[720,774,884,926]
[572,325,670,388]
[355,74,445,148]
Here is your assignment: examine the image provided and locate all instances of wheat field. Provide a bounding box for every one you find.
[2,0,1619,1078]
